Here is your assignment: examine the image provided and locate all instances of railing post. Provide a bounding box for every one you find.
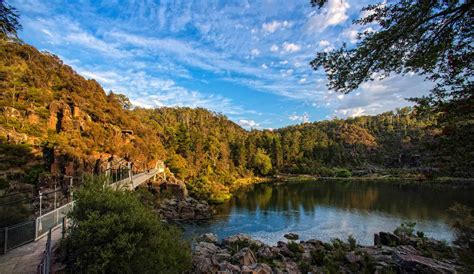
[39,191,43,216]
[128,162,132,183]
[4,227,8,254]
[105,162,111,182]
[70,177,74,203]
[54,180,57,209]
[62,217,66,239]
[35,217,39,240]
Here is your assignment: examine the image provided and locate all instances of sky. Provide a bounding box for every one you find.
[11,0,433,129]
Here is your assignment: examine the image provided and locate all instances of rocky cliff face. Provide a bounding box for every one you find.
[0,41,164,189]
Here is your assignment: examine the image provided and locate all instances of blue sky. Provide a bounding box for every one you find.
[12,0,432,129]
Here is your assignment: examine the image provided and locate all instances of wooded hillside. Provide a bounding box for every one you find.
[0,39,470,203]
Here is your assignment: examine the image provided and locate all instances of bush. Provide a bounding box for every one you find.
[61,177,191,273]
[315,166,335,177]
[394,221,416,238]
[334,168,351,178]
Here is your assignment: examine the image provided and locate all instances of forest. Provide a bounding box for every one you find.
[0,37,471,204]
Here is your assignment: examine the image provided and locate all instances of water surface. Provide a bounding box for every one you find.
[183,179,474,245]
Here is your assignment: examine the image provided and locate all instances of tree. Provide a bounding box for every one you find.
[311,0,473,176]
[0,1,21,39]
[253,148,272,175]
[108,92,132,110]
[62,177,191,273]
[311,1,472,100]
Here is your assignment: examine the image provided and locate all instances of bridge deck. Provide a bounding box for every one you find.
[110,168,159,190]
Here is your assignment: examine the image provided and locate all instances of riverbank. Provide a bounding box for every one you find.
[192,230,469,273]
[273,174,474,189]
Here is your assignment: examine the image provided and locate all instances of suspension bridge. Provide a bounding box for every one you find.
[0,160,165,273]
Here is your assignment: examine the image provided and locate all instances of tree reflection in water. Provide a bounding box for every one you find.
[183,180,474,245]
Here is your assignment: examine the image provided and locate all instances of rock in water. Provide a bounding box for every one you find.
[283,233,299,240]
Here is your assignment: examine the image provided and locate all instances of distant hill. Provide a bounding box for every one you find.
[0,38,469,203]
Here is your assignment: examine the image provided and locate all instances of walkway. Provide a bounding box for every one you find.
[0,227,62,274]
[110,168,158,190]
[0,168,160,273]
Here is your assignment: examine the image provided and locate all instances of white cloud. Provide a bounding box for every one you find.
[299,78,307,83]
[282,42,301,53]
[289,113,310,123]
[251,48,261,56]
[270,44,279,52]
[342,27,359,43]
[327,75,433,118]
[319,40,331,47]
[261,64,268,69]
[262,20,291,33]
[238,119,259,128]
[307,0,350,31]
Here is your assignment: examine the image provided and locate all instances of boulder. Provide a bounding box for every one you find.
[218,262,241,273]
[223,234,264,250]
[233,247,257,266]
[394,253,456,273]
[345,251,361,264]
[241,263,272,274]
[375,232,401,246]
[256,246,274,260]
[284,233,299,240]
[214,252,232,262]
[197,233,219,244]
[194,241,220,256]
[281,260,299,274]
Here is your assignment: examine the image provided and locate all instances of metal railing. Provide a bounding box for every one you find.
[37,228,52,274]
[36,202,73,240]
[0,219,35,254]
[0,162,164,255]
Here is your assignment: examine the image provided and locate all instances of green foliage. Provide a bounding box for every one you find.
[0,143,33,170]
[253,148,272,175]
[62,177,191,273]
[108,92,132,110]
[394,221,417,238]
[335,168,351,178]
[311,0,474,178]
[0,194,31,227]
[348,235,357,250]
[287,241,304,260]
[0,1,21,39]
[24,164,47,185]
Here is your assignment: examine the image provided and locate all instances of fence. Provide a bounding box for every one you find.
[36,202,73,240]
[0,219,35,254]
[37,228,52,274]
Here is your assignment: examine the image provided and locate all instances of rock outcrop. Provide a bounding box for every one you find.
[191,233,463,273]
[158,197,213,221]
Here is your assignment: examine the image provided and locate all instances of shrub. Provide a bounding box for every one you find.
[61,177,191,273]
[334,168,351,178]
[315,166,335,177]
[348,235,357,250]
[394,221,416,238]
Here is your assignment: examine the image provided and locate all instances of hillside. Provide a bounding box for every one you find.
[0,39,468,204]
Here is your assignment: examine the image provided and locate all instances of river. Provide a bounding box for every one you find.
[182,179,474,245]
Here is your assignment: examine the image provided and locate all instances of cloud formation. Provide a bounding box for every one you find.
[14,0,433,128]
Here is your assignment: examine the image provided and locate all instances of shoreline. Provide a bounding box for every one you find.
[192,230,467,273]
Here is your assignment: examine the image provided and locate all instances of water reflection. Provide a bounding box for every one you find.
[183,180,474,245]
